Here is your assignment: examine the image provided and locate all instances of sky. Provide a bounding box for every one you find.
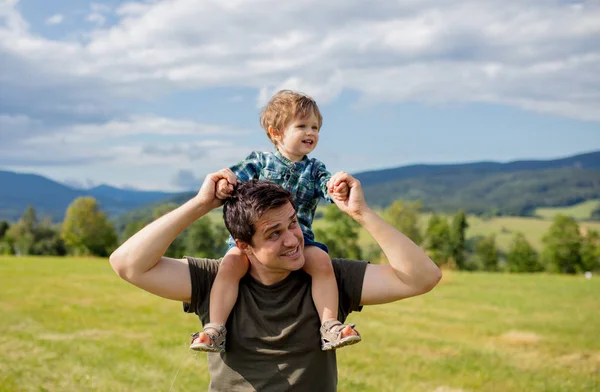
[0,0,599,191]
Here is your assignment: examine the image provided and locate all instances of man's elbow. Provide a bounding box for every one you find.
[109,249,134,281]
[417,263,443,295]
[417,261,442,295]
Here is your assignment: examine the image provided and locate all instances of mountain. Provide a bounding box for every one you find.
[1,150,599,223]
[355,151,600,215]
[0,171,176,222]
[354,151,600,187]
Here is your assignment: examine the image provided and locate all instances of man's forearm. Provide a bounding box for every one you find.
[110,196,209,278]
[356,207,441,292]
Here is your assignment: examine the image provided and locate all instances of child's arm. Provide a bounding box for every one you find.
[229,151,266,182]
[312,159,335,203]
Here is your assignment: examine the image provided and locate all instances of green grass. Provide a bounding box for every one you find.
[1,257,599,391]
[535,200,600,221]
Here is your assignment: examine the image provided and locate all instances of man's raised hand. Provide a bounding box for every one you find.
[196,168,237,211]
[328,171,369,222]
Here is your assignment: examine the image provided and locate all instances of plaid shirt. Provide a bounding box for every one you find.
[230,150,333,240]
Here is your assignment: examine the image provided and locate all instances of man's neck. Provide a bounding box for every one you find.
[248,264,291,286]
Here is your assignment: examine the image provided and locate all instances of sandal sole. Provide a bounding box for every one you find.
[321,334,362,351]
[190,343,225,353]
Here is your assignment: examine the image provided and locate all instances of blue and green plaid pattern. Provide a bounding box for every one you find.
[230,150,333,240]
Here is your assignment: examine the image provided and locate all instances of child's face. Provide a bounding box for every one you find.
[275,111,320,162]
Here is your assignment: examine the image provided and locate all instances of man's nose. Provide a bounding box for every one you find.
[282,229,299,246]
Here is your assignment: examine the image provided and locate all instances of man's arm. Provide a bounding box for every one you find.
[328,172,442,306]
[109,169,237,302]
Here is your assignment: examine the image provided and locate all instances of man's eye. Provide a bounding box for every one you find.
[269,231,280,239]
[290,221,297,228]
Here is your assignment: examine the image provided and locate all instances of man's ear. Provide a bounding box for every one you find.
[235,239,252,256]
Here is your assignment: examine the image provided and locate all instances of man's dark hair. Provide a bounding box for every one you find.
[223,180,295,245]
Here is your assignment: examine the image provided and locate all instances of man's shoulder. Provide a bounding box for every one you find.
[185,256,222,274]
[330,258,369,277]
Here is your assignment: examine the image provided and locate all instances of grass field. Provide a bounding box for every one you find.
[535,200,600,221]
[1,257,599,391]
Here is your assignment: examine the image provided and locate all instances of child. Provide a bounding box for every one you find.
[190,90,361,352]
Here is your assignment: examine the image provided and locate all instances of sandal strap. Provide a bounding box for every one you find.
[320,320,356,339]
[203,322,227,347]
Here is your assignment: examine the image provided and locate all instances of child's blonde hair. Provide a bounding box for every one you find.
[259,90,323,144]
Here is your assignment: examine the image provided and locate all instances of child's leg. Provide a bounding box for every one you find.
[190,247,249,352]
[302,245,338,323]
[210,246,249,325]
[303,246,361,350]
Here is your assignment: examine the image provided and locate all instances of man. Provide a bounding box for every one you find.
[109,169,442,391]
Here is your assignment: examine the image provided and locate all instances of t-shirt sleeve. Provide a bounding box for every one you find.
[331,258,369,322]
[229,151,264,182]
[312,158,333,203]
[182,257,220,319]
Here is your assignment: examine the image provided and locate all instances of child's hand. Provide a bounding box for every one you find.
[216,178,234,200]
[327,178,349,201]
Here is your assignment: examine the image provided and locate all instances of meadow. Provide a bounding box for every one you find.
[1,256,598,391]
[313,201,600,254]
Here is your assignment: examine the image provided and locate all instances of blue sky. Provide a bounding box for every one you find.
[1,0,599,191]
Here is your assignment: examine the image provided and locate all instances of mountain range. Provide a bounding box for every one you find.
[0,171,175,222]
[1,150,599,222]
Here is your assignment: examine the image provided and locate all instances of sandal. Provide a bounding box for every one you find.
[320,320,362,351]
[189,323,227,352]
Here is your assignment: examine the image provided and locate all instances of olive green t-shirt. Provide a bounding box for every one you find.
[183,257,368,392]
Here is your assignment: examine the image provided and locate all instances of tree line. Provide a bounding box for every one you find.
[0,197,598,274]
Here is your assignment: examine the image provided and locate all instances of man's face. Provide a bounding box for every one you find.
[238,202,306,276]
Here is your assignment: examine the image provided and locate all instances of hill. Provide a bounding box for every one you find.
[0,171,176,222]
[1,150,599,222]
[361,167,600,215]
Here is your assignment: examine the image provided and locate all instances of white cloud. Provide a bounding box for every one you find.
[0,0,599,158]
[86,2,111,26]
[0,113,253,171]
[45,14,63,26]
[87,13,106,26]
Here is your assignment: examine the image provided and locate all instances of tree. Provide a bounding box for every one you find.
[4,206,38,255]
[186,216,229,258]
[61,197,117,257]
[541,215,582,274]
[506,233,541,273]
[476,235,498,272]
[580,229,600,272]
[424,214,451,266]
[449,210,469,270]
[0,220,9,239]
[383,200,423,245]
[314,205,362,260]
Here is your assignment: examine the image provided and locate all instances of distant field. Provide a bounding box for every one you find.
[313,205,600,254]
[535,200,600,221]
[466,216,600,252]
[1,257,599,391]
